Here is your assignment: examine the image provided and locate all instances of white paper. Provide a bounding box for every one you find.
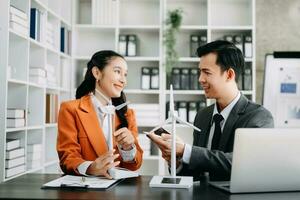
[43,175,118,189]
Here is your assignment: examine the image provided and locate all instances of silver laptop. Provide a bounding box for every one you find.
[209,128,300,193]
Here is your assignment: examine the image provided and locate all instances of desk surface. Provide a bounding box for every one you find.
[0,174,300,200]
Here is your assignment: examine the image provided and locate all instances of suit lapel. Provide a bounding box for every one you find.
[197,105,214,147]
[219,95,248,150]
[76,95,108,156]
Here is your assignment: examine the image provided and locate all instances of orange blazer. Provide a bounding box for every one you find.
[57,95,143,175]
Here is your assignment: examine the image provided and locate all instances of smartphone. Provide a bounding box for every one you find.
[153,127,171,136]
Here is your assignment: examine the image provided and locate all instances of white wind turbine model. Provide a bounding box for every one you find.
[103,101,139,179]
[146,85,201,188]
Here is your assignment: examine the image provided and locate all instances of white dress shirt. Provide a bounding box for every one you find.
[182,92,241,165]
[77,94,136,175]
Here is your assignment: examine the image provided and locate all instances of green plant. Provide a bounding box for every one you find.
[164,8,183,73]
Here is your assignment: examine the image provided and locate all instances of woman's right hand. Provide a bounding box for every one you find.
[86,149,120,179]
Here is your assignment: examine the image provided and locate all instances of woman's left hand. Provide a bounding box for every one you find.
[114,128,135,150]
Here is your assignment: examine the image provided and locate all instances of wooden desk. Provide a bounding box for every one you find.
[0,174,300,200]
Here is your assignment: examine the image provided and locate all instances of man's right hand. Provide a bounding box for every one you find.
[147,132,185,165]
[86,149,120,179]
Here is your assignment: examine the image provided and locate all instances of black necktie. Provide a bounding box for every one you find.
[211,114,224,150]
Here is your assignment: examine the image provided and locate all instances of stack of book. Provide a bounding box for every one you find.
[171,67,201,90]
[6,108,25,128]
[29,67,46,85]
[46,23,55,49]
[138,134,151,157]
[45,94,59,123]
[30,8,45,42]
[129,104,160,126]
[92,0,117,25]
[46,64,57,88]
[141,67,159,90]
[60,27,71,54]
[9,5,28,36]
[5,139,25,178]
[27,143,42,169]
[118,34,137,56]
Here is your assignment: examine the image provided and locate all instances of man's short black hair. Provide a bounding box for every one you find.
[197,40,244,83]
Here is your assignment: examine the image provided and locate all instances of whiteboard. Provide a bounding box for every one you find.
[263,54,300,128]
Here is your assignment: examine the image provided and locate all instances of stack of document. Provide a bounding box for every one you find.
[43,175,119,189]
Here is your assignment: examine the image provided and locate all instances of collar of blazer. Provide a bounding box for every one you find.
[218,94,249,150]
[77,95,121,156]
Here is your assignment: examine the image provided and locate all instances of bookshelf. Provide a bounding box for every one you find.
[72,0,256,176]
[0,0,256,181]
[0,0,72,182]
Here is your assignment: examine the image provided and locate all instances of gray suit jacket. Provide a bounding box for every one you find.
[178,94,274,181]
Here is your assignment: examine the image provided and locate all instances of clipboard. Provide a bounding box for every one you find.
[41,175,123,190]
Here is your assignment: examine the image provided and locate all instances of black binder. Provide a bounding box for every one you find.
[180,68,190,90]
[190,35,199,57]
[197,100,206,111]
[188,101,197,123]
[233,35,244,55]
[223,35,233,43]
[150,67,159,89]
[199,35,207,46]
[243,64,252,90]
[118,34,127,56]
[141,67,151,89]
[171,68,181,90]
[189,68,199,90]
[178,101,188,122]
[244,35,252,58]
[127,35,137,56]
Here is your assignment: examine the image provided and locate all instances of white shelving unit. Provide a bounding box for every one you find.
[0,0,255,181]
[72,0,256,176]
[0,0,72,182]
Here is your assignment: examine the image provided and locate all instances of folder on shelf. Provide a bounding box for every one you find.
[127,35,137,56]
[190,35,199,57]
[118,35,127,56]
[30,8,41,41]
[141,67,151,90]
[180,68,190,90]
[223,35,234,43]
[243,64,252,90]
[199,35,207,46]
[197,101,207,111]
[150,67,159,89]
[233,35,244,55]
[42,175,121,189]
[244,35,253,58]
[189,68,199,90]
[178,102,188,122]
[171,68,181,90]
[188,102,197,123]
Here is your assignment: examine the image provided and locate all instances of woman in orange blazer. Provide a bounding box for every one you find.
[57,50,143,178]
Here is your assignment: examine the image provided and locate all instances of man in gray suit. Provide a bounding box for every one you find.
[148,40,274,181]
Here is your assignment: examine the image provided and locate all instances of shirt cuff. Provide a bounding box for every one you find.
[118,144,136,162]
[182,143,192,164]
[77,161,93,176]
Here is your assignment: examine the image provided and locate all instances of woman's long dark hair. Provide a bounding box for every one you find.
[76,50,128,129]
